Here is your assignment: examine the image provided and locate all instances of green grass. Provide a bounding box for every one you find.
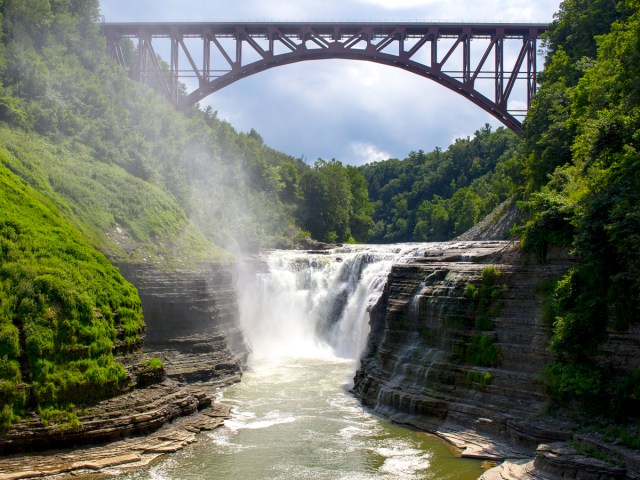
[0,126,227,266]
[0,159,145,425]
[466,370,493,391]
[141,357,165,371]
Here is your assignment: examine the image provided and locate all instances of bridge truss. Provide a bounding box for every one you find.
[102,22,548,132]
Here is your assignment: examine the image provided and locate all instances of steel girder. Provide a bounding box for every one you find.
[102,22,548,132]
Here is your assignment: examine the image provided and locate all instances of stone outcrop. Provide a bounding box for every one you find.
[352,240,640,478]
[534,442,627,480]
[117,263,249,365]
[353,241,570,447]
[0,379,211,455]
[147,334,243,387]
[0,400,231,480]
[0,261,248,476]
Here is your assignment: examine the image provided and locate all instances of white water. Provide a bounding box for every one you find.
[236,244,424,364]
[114,358,484,480]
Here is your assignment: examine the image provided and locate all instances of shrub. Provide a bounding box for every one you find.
[466,370,493,391]
[544,362,602,405]
[466,335,502,368]
[146,357,164,370]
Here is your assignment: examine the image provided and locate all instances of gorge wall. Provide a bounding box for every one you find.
[0,263,247,457]
[353,240,640,478]
[118,263,249,387]
[353,241,573,446]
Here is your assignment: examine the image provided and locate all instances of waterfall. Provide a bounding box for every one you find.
[235,245,422,364]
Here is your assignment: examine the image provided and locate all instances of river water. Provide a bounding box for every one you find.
[118,246,487,479]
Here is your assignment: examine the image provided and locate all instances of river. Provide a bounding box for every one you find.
[117,246,487,479]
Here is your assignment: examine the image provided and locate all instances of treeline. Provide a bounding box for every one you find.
[360,125,520,242]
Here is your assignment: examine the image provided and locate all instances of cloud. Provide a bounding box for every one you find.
[348,142,392,165]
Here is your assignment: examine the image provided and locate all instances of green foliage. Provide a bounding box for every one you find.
[568,440,616,465]
[456,267,507,369]
[38,405,82,431]
[298,159,374,243]
[601,420,640,449]
[545,362,603,405]
[361,125,520,242]
[519,1,640,418]
[0,160,142,417]
[142,357,164,371]
[464,266,508,328]
[466,335,502,368]
[0,0,317,254]
[465,370,493,391]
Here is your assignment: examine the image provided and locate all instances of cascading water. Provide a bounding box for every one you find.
[236,244,422,364]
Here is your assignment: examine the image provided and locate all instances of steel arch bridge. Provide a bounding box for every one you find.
[101,21,548,132]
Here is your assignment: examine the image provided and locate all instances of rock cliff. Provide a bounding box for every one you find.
[352,242,569,457]
[117,263,248,368]
[0,262,247,464]
[353,240,640,478]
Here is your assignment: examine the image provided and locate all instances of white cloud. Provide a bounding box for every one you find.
[348,142,392,165]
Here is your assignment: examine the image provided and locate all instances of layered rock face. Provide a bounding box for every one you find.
[353,241,572,446]
[0,380,211,454]
[118,262,249,384]
[0,263,247,458]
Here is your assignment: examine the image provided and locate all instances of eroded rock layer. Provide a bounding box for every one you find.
[118,263,248,365]
[353,241,572,449]
[0,262,247,462]
[0,380,211,455]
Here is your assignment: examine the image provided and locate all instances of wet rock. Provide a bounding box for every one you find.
[0,380,210,455]
[117,262,250,365]
[0,402,230,480]
[534,442,627,480]
[353,241,572,459]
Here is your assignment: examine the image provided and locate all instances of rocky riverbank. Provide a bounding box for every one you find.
[0,390,231,480]
[0,330,242,478]
[0,261,248,478]
[352,240,640,479]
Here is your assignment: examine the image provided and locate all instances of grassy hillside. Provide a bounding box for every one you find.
[0,158,144,428]
[0,126,221,265]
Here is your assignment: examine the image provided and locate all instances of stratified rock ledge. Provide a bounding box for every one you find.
[0,400,231,480]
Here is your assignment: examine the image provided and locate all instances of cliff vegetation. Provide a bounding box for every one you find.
[0,158,144,428]
[519,0,640,422]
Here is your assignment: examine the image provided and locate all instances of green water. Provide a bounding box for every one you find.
[117,357,485,480]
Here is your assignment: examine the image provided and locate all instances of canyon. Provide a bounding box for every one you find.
[1,241,639,479]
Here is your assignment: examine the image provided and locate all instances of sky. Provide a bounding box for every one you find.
[99,0,562,165]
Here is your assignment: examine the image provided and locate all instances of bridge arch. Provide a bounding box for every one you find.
[102,22,548,133]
